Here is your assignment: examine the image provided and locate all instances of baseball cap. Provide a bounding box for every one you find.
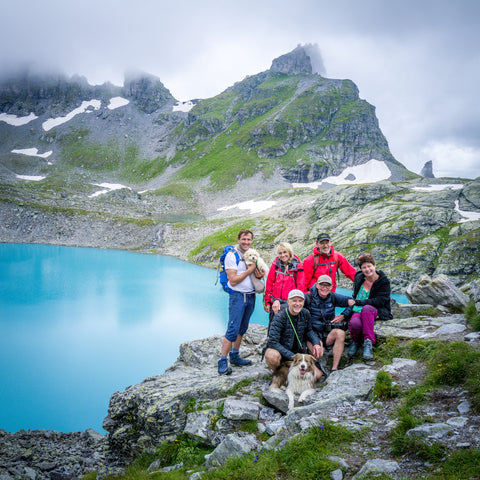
[316,233,331,242]
[288,289,305,300]
[316,275,332,285]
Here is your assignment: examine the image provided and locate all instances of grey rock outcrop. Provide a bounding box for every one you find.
[102,326,268,462]
[420,160,435,178]
[205,432,260,469]
[406,274,469,309]
[270,45,313,75]
[122,71,175,113]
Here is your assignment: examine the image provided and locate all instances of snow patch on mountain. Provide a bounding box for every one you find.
[43,100,101,131]
[172,101,195,112]
[107,97,129,110]
[455,200,480,223]
[412,184,463,192]
[218,199,277,214]
[0,112,38,126]
[292,159,391,189]
[89,182,131,198]
[15,174,46,181]
[11,148,52,158]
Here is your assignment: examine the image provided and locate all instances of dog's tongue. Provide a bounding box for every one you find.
[300,368,306,375]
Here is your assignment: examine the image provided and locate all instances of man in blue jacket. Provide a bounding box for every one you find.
[304,275,353,373]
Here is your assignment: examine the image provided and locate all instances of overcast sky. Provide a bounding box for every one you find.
[1,0,479,179]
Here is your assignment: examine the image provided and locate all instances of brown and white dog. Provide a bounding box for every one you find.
[270,353,318,410]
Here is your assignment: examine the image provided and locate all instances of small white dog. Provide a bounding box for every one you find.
[244,248,268,294]
[244,248,269,274]
[286,353,318,410]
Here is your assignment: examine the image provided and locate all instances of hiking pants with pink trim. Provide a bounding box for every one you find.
[348,305,378,345]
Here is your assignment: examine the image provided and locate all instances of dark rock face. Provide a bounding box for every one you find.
[122,72,175,114]
[270,45,313,75]
[0,72,118,117]
[420,160,435,178]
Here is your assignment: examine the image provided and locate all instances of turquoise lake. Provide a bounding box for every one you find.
[0,243,408,433]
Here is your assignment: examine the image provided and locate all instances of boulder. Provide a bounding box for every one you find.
[352,459,399,479]
[222,398,260,421]
[405,422,452,440]
[204,432,259,469]
[406,274,469,309]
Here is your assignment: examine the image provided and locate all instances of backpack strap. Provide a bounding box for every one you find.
[313,252,340,281]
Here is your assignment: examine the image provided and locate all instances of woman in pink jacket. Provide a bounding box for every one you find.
[264,242,305,321]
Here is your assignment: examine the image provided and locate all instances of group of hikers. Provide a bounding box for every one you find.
[218,228,393,382]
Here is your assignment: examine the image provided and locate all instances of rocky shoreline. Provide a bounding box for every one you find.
[2,275,480,480]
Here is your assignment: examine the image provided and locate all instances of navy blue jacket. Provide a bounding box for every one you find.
[304,288,352,335]
[267,308,321,361]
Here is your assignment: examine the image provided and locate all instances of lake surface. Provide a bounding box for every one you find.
[0,243,408,433]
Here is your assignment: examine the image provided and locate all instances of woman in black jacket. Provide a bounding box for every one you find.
[346,253,392,360]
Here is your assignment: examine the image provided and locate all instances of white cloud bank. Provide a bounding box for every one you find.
[420,141,480,179]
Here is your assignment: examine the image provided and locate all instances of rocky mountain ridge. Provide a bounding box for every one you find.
[0,44,413,193]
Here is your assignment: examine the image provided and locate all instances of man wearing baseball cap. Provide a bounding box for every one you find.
[264,289,323,381]
[303,233,356,293]
[304,275,354,373]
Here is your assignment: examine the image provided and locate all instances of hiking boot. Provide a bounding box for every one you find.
[229,352,252,367]
[347,341,360,358]
[218,358,232,375]
[315,358,330,379]
[363,339,373,360]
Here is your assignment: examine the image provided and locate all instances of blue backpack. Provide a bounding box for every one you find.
[217,245,241,293]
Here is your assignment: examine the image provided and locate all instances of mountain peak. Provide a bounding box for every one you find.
[270,44,325,76]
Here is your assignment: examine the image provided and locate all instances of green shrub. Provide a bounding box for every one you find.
[373,371,401,400]
[374,337,407,365]
[465,300,480,331]
[154,435,212,469]
[429,448,480,479]
[425,341,480,388]
[203,422,355,480]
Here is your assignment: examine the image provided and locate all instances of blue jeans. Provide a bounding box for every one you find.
[225,291,256,342]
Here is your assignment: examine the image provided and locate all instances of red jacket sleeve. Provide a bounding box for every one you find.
[295,261,305,293]
[338,254,357,282]
[264,260,277,305]
[302,254,314,293]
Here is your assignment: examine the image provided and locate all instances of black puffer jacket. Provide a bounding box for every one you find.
[347,270,393,320]
[304,288,352,335]
[266,308,321,361]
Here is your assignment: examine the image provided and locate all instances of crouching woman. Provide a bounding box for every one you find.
[346,254,393,360]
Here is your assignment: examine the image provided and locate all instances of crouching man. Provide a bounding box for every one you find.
[305,275,353,374]
[264,289,323,381]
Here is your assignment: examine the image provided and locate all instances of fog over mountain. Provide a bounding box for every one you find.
[0,0,479,178]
